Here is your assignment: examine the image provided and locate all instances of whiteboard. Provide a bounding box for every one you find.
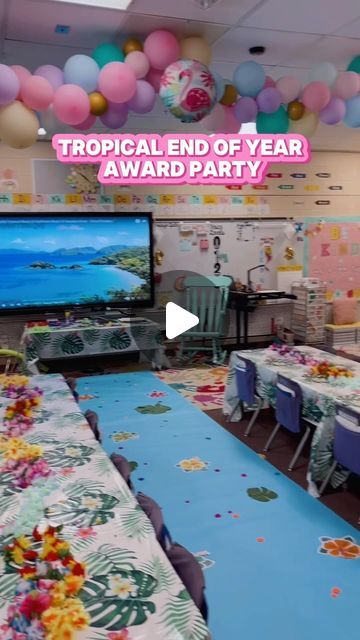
[154,219,304,293]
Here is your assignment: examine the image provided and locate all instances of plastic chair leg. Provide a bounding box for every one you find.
[264,422,281,452]
[288,426,311,471]
[319,460,338,495]
[244,400,262,437]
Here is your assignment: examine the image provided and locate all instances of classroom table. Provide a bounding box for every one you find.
[22,317,168,369]
[0,374,209,639]
[223,345,360,496]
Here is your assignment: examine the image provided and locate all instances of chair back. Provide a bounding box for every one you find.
[235,356,256,405]
[275,374,302,433]
[0,349,25,375]
[136,492,171,550]
[166,542,208,622]
[183,275,232,335]
[334,405,360,475]
[65,377,79,402]
[110,453,133,489]
[84,410,101,443]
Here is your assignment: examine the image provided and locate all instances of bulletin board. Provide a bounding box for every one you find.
[304,217,360,299]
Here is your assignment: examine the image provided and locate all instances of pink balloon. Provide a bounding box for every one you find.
[302,81,330,113]
[276,75,300,103]
[22,75,54,111]
[98,62,136,103]
[128,80,156,114]
[35,65,64,91]
[201,103,225,133]
[144,30,180,71]
[223,105,239,133]
[72,113,96,130]
[264,75,276,88]
[100,102,128,129]
[11,65,31,99]
[256,87,282,113]
[233,96,258,123]
[332,71,360,100]
[125,51,150,79]
[146,68,163,93]
[53,84,90,125]
[0,65,20,105]
[319,96,346,125]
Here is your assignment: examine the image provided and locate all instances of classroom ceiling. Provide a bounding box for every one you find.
[1,0,360,150]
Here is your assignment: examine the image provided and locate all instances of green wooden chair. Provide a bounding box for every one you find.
[179,275,232,364]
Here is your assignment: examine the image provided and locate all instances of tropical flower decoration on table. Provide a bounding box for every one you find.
[308,361,354,381]
[1,524,89,640]
[0,437,52,489]
[267,343,318,366]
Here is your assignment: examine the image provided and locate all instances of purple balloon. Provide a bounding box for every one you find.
[319,96,346,125]
[256,87,282,114]
[100,102,128,129]
[128,80,156,114]
[0,65,20,105]
[233,96,258,123]
[35,65,64,91]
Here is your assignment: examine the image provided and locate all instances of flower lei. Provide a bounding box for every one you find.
[0,437,52,489]
[3,385,43,439]
[268,343,317,366]
[1,525,89,640]
[309,361,354,380]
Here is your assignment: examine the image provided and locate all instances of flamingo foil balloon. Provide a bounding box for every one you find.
[159,59,216,123]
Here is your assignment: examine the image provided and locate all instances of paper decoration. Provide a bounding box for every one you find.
[203,195,218,205]
[339,243,348,256]
[179,239,192,251]
[65,194,83,205]
[200,238,209,250]
[330,225,341,240]
[13,193,32,205]
[351,243,359,255]
[218,253,229,263]
[237,224,255,241]
[321,244,330,257]
[160,194,176,205]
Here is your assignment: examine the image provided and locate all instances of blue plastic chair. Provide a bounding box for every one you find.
[264,374,314,471]
[227,356,265,435]
[319,405,360,495]
[179,275,232,364]
[166,542,208,623]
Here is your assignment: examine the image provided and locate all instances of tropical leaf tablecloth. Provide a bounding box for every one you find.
[223,346,360,495]
[22,319,167,369]
[0,374,209,639]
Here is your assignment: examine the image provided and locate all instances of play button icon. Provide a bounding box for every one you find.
[165,302,199,340]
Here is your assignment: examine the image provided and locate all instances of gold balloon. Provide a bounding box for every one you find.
[123,38,143,55]
[0,101,39,149]
[284,246,295,260]
[180,36,212,66]
[288,100,305,121]
[220,84,238,106]
[289,109,319,138]
[89,92,108,116]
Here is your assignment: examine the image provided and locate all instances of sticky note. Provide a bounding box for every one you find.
[65,194,83,205]
[330,225,340,240]
[160,194,175,205]
[339,243,348,256]
[13,193,31,205]
[115,194,131,205]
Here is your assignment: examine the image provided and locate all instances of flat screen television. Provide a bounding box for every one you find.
[0,212,154,314]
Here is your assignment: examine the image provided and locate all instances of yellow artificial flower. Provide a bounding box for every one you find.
[55,541,70,554]
[64,574,84,595]
[12,546,25,565]
[16,536,31,550]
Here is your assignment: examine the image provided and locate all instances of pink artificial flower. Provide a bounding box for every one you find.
[19,591,51,618]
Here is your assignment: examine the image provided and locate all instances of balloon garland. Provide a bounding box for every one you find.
[0,30,360,149]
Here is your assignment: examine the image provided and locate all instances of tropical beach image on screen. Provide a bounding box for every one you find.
[0,216,152,310]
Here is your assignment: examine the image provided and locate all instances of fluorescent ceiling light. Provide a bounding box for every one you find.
[38,127,47,136]
[239,122,257,134]
[52,0,132,9]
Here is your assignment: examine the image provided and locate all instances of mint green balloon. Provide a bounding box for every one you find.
[256,106,289,134]
[347,55,360,74]
[92,43,124,68]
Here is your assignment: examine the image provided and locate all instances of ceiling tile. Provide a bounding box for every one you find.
[212,27,321,65]
[285,36,360,69]
[120,13,228,43]
[129,0,261,26]
[241,0,360,35]
[335,16,360,37]
[7,0,128,48]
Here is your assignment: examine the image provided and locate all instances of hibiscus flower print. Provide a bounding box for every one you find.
[108,575,138,599]
[108,630,130,640]
[318,536,360,559]
[147,390,168,398]
[176,457,209,472]
[76,527,96,539]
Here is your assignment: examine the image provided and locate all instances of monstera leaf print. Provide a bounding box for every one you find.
[45,492,119,527]
[135,402,171,415]
[83,544,136,575]
[140,555,177,593]
[161,589,209,640]
[0,473,21,514]
[79,569,157,630]
[83,329,101,345]
[63,412,88,424]
[100,329,132,351]
[52,333,85,356]
[33,409,55,423]
[29,332,51,353]
[247,487,278,502]
[118,505,154,541]
[44,443,95,468]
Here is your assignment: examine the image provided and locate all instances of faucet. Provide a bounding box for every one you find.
[247,264,265,291]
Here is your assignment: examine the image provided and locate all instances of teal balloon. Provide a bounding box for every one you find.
[256,106,289,134]
[347,55,360,74]
[92,42,124,68]
[233,61,265,97]
[343,95,360,127]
